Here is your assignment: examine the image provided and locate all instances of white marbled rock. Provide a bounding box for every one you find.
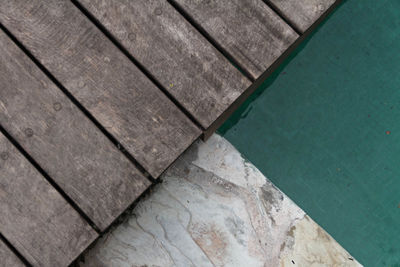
[79,134,361,267]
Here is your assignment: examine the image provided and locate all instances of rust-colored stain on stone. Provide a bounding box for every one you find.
[190,223,228,264]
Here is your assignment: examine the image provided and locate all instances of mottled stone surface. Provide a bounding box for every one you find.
[280,215,360,266]
[80,134,360,267]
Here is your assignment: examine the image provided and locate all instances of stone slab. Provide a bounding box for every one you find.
[79,135,360,266]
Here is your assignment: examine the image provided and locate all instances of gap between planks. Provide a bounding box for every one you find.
[0,0,201,179]
[0,23,154,183]
[0,23,151,231]
[0,233,31,267]
[166,0,256,82]
[72,0,252,132]
[71,0,206,132]
[0,0,343,265]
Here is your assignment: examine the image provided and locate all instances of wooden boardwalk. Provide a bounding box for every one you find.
[0,0,340,266]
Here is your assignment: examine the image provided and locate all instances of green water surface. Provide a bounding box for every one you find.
[220,1,400,266]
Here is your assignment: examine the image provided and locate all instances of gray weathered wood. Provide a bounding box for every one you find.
[267,0,336,33]
[0,31,151,231]
[171,0,299,80]
[77,0,251,129]
[0,133,98,267]
[0,240,25,267]
[0,0,200,178]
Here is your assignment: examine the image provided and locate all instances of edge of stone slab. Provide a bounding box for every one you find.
[190,134,362,266]
[75,134,362,267]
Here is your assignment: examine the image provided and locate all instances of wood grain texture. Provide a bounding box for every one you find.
[0,240,25,267]
[267,0,336,33]
[0,31,151,231]
[77,0,251,129]
[0,0,200,178]
[171,0,299,80]
[0,133,98,267]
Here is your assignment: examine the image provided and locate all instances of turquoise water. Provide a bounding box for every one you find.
[220,1,400,266]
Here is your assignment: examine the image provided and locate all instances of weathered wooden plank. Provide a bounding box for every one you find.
[0,31,151,231]
[266,0,336,33]
[0,0,200,178]
[171,0,299,80]
[0,133,98,267]
[77,0,251,129]
[0,240,25,267]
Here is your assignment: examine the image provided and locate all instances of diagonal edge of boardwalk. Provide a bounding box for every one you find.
[170,0,299,80]
[266,0,337,33]
[0,0,344,266]
[200,0,343,139]
[0,133,98,267]
[75,0,252,129]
